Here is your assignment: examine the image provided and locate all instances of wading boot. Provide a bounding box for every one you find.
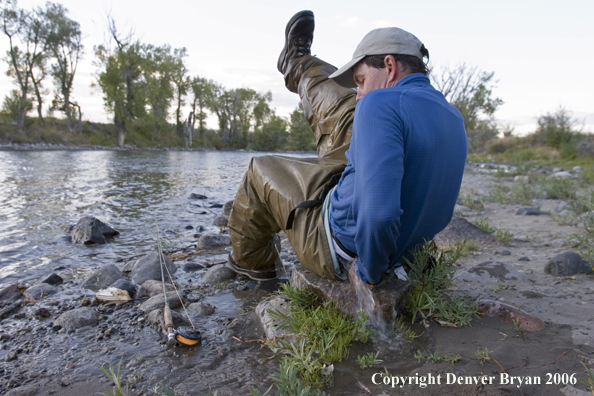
[277,10,315,75]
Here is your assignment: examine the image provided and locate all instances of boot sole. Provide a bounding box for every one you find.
[227,253,277,281]
[277,10,314,73]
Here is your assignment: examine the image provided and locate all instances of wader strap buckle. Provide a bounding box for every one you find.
[285,172,343,230]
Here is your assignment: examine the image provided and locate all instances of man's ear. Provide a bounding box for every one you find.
[384,55,399,84]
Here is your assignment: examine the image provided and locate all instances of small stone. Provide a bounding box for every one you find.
[197,234,231,249]
[188,302,215,316]
[130,252,177,285]
[183,262,205,272]
[139,293,182,313]
[501,250,512,256]
[212,215,229,227]
[141,279,174,296]
[189,193,207,200]
[201,265,236,284]
[552,171,572,178]
[518,256,530,262]
[81,297,91,306]
[544,251,593,276]
[24,283,59,300]
[54,308,100,330]
[222,200,234,216]
[515,207,549,216]
[555,201,571,213]
[185,225,194,230]
[0,284,21,302]
[110,279,137,297]
[5,350,18,362]
[81,264,124,291]
[513,175,530,184]
[573,166,583,173]
[34,308,51,319]
[40,273,63,286]
[68,216,119,244]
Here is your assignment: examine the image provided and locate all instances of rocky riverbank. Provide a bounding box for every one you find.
[0,162,593,396]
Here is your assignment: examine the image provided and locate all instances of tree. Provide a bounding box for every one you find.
[93,17,144,147]
[251,114,287,151]
[431,63,503,151]
[1,0,44,128]
[534,107,579,149]
[44,2,83,132]
[141,43,176,137]
[171,47,188,133]
[189,76,214,140]
[288,103,315,151]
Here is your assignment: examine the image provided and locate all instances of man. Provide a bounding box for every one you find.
[227,10,467,285]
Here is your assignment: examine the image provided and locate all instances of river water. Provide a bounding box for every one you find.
[0,150,302,287]
[0,149,423,395]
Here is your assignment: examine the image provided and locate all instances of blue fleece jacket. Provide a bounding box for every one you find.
[329,73,468,284]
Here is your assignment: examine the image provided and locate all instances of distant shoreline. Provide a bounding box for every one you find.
[0,142,317,154]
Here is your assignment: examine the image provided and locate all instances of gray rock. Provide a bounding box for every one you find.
[81,264,124,291]
[40,273,63,286]
[183,262,205,272]
[189,193,207,199]
[544,251,593,276]
[555,201,571,213]
[434,217,503,247]
[139,292,182,312]
[68,216,119,244]
[292,266,412,325]
[201,264,236,284]
[256,296,292,339]
[130,252,177,285]
[141,279,175,296]
[501,250,512,256]
[454,204,472,214]
[222,200,234,216]
[110,279,137,297]
[23,283,58,299]
[513,175,530,184]
[457,261,528,284]
[212,215,229,227]
[0,284,21,302]
[188,302,216,316]
[515,207,550,216]
[518,257,530,262]
[197,234,231,249]
[54,308,100,329]
[552,171,573,178]
[573,166,583,173]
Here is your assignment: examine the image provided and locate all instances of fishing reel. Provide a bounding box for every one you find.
[167,326,201,347]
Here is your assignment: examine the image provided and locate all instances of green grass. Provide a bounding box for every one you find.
[472,218,514,243]
[268,284,370,389]
[458,189,484,211]
[100,360,129,396]
[357,352,383,369]
[403,241,478,327]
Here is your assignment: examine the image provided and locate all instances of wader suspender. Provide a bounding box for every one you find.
[285,172,343,230]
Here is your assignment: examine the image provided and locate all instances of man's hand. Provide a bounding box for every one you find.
[348,265,376,289]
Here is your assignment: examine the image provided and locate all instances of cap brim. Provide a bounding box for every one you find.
[328,55,365,89]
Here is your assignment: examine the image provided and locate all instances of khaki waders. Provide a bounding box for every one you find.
[228,55,357,280]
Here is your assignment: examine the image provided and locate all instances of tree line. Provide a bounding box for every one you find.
[0,1,316,151]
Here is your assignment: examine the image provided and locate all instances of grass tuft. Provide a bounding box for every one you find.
[403,241,478,327]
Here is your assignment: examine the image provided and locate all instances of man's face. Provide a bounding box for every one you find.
[353,60,392,102]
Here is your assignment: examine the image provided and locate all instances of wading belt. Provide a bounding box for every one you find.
[285,172,343,230]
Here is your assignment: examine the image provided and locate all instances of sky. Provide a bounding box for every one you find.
[1,0,593,135]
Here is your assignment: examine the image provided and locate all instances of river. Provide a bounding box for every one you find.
[0,150,314,287]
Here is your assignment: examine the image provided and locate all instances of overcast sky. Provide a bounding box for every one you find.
[1,0,592,135]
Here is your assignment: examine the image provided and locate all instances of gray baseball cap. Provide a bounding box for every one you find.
[329,27,426,88]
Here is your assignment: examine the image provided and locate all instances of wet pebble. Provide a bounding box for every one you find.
[518,256,530,261]
[23,284,58,300]
[40,273,63,286]
[501,250,511,256]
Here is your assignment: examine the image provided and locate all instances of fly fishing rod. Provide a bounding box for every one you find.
[157,229,201,347]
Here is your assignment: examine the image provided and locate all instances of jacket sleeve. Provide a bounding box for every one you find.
[352,91,405,284]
